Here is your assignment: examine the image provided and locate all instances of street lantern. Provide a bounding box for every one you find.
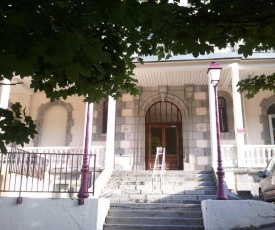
[208,62,222,84]
[208,61,228,200]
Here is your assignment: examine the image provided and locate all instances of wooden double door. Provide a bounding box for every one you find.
[146,124,183,170]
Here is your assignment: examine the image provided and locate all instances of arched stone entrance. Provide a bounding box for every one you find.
[145,101,183,170]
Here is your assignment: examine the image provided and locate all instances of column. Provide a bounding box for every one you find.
[82,102,94,150]
[230,62,246,167]
[105,96,116,170]
[0,79,11,109]
[208,77,218,169]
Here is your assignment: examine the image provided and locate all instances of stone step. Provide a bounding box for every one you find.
[110,203,202,210]
[119,170,211,175]
[113,173,214,179]
[108,210,202,218]
[100,170,217,204]
[101,188,216,196]
[103,203,204,229]
[106,181,215,186]
[102,171,211,230]
[105,217,203,226]
[103,224,204,230]
[108,198,203,204]
[103,184,216,194]
[162,186,216,193]
[107,174,213,181]
[103,193,215,200]
[108,184,216,190]
[106,177,213,184]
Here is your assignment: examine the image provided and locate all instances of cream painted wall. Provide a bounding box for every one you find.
[9,93,32,115]
[243,90,275,144]
[26,92,86,147]
[40,106,67,146]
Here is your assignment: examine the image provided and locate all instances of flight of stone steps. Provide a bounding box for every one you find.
[100,170,216,230]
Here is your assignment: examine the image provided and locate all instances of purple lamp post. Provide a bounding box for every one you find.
[208,62,228,200]
[78,102,91,204]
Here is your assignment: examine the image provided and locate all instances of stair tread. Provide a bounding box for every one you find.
[102,170,215,229]
[109,203,202,209]
[104,224,203,226]
[106,216,203,220]
[104,223,204,227]
[108,212,202,218]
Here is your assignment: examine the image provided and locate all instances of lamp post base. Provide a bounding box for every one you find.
[216,170,228,200]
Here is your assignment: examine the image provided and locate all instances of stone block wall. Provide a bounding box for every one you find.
[92,84,235,171]
[184,85,211,171]
[114,94,143,170]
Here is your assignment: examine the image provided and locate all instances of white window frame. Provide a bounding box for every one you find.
[268,114,275,145]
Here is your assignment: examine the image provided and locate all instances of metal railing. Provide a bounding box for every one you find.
[0,148,96,203]
[152,147,166,193]
[20,146,106,170]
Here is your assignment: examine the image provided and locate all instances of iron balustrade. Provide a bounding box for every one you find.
[0,148,96,203]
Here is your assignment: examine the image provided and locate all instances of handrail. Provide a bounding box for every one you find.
[6,146,106,170]
[152,147,165,193]
[0,147,96,204]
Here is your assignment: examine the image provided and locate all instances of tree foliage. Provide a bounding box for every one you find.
[2,0,275,101]
[0,0,275,150]
[0,103,37,153]
[237,74,275,98]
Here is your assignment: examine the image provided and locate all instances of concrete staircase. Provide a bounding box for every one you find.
[100,170,216,230]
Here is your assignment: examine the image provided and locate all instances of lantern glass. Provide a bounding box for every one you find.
[208,62,222,83]
[209,69,221,83]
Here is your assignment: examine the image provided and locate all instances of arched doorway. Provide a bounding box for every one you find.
[145,101,183,170]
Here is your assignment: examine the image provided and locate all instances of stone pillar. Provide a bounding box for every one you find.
[230,62,246,167]
[105,96,116,170]
[0,79,11,109]
[208,76,218,170]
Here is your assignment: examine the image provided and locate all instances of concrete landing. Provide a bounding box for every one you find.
[202,200,275,230]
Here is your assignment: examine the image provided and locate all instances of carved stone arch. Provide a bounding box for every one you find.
[260,94,275,144]
[218,91,235,140]
[33,100,74,147]
[138,90,188,170]
[139,92,189,117]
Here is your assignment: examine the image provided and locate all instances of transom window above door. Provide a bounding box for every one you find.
[145,101,181,124]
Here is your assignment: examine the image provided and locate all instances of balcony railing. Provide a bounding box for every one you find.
[243,145,275,168]
[221,145,275,168]
[0,148,96,203]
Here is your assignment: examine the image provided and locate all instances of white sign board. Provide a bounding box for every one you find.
[237,128,245,134]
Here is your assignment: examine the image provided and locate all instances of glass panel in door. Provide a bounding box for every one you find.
[150,128,162,155]
[165,126,177,155]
